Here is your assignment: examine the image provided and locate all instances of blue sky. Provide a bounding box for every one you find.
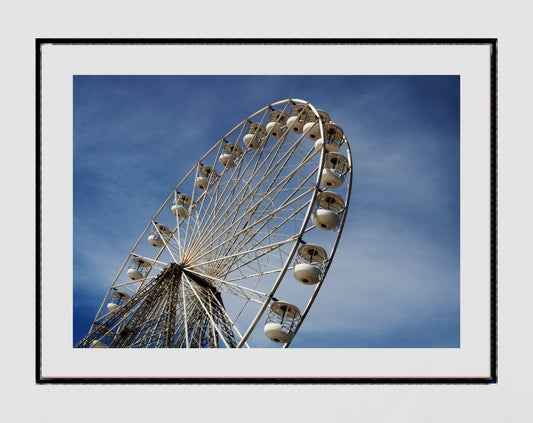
[73,75,460,348]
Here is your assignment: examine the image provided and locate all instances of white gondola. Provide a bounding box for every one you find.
[266,121,284,138]
[106,302,119,313]
[218,153,235,168]
[303,121,320,140]
[314,138,341,153]
[148,223,171,247]
[266,110,288,138]
[177,193,192,205]
[269,110,289,125]
[248,122,267,137]
[195,176,208,190]
[293,244,328,285]
[323,123,344,141]
[126,256,150,280]
[290,104,312,120]
[315,122,344,152]
[312,208,340,230]
[311,192,345,231]
[294,263,321,285]
[224,142,243,156]
[113,290,130,301]
[287,104,311,134]
[218,142,242,168]
[107,290,131,313]
[195,165,218,190]
[264,301,301,344]
[171,203,188,218]
[315,191,345,210]
[320,152,349,188]
[90,340,108,348]
[201,164,217,178]
[172,193,190,219]
[243,133,261,149]
[243,122,266,149]
[286,116,304,133]
[309,109,331,124]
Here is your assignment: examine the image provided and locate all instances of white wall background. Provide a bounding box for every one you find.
[1,1,530,421]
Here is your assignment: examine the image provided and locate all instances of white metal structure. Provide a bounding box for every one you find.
[76,99,352,348]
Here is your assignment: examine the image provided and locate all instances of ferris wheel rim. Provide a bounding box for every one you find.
[80,98,352,349]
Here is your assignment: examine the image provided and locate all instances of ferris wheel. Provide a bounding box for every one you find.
[76,98,353,349]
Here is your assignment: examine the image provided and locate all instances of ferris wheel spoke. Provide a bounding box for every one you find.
[191,141,318,249]
[196,233,295,265]
[186,152,318,261]
[202,193,312,272]
[187,185,313,266]
[185,270,268,304]
[179,116,268,255]
[204,130,316,238]
[221,182,316,256]
[224,267,288,284]
[184,122,303,257]
[161,234,182,265]
[165,239,182,263]
[217,232,290,290]
[210,225,294,275]
[252,137,318,201]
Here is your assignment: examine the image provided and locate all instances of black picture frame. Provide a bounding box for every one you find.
[36,38,497,384]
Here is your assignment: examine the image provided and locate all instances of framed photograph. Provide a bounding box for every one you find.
[37,39,496,382]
